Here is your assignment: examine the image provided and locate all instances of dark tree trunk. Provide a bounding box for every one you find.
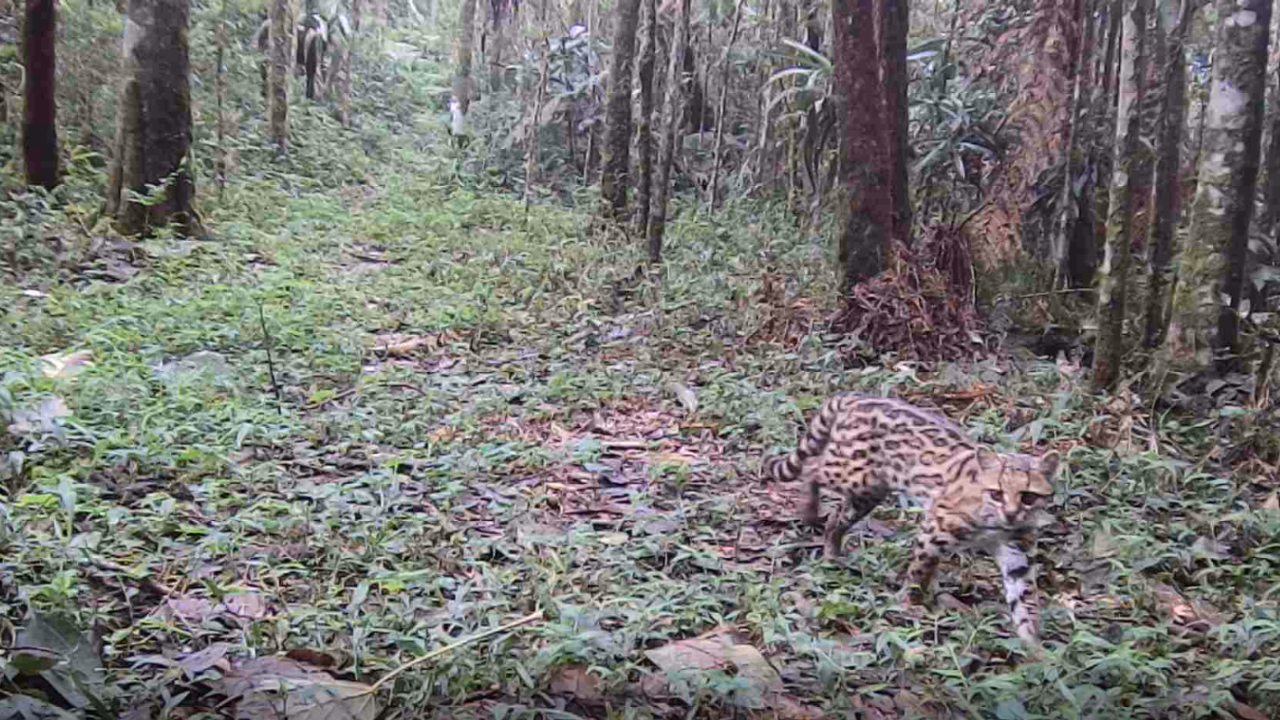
[599,0,641,219]
[23,0,60,190]
[833,0,893,289]
[1053,0,1096,288]
[880,0,910,247]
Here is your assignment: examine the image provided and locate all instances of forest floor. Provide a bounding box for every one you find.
[4,79,1280,720]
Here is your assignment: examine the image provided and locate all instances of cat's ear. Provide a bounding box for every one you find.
[1039,450,1060,479]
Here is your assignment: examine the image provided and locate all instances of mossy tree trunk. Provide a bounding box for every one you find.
[1091,0,1148,393]
[1165,0,1272,374]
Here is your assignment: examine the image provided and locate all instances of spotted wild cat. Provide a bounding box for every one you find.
[765,393,1059,654]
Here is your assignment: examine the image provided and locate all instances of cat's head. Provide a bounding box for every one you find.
[974,448,1059,529]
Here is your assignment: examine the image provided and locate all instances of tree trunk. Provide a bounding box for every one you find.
[1092,0,1148,393]
[23,0,60,190]
[451,0,477,139]
[599,0,641,220]
[833,0,892,289]
[634,0,657,239]
[268,0,290,154]
[486,0,512,93]
[1053,0,1096,288]
[334,4,355,125]
[880,0,910,247]
[107,0,202,238]
[1141,0,1192,349]
[1166,0,1271,373]
[525,49,548,222]
[708,0,745,212]
[215,0,227,197]
[1091,0,1123,254]
[647,0,692,264]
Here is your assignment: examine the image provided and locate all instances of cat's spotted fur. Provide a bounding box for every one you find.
[765,393,1059,654]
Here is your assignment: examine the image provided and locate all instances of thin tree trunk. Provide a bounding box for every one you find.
[268,0,290,154]
[582,0,600,185]
[1166,0,1271,373]
[215,0,227,197]
[525,46,548,225]
[881,0,911,247]
[335,8,354,125]
[598,0,641,219]
[1092,0,1148,392]
[22,0,60,189]
[488,0,510,92]
[109,0,202,238]
[634,0,657,239]
[1091,0,1123,244]
[647,0,692,264]
[1262,73,1280,238]
[451,0,477,139]
[708,0,744,212]
[1053,0,1096,288]
[1142,0,1192,348]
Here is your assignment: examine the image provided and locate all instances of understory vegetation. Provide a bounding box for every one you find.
[4,18,1280,720]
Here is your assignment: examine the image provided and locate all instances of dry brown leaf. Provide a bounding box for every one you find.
[548,665,605,705]
[1148,581,1225,629]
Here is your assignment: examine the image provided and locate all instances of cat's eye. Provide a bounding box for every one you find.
[1021,492,1042,506]
[986,489,1003,502]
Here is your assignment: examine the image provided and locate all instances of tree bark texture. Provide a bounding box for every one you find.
[1142,0,1192,349]
[880,0,911,247]
[634,0,657,240]
[1091,0,1123,253]
[1053,0,1096,288]
[23,0,60,190]
[268,0,290,153]
[708,0,745,212]
[599,0,641,219]
[486,0,513,92]
[1092,0,1147,393]
[335,4,355,126]
[451,0,477,136]
[108,0,201,238]
[647,0,692,264]
[1167,0,1272,372]
[833,0,892,289]
[215,0,227,195]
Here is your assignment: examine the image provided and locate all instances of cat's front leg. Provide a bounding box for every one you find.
[993,540,1046,658]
